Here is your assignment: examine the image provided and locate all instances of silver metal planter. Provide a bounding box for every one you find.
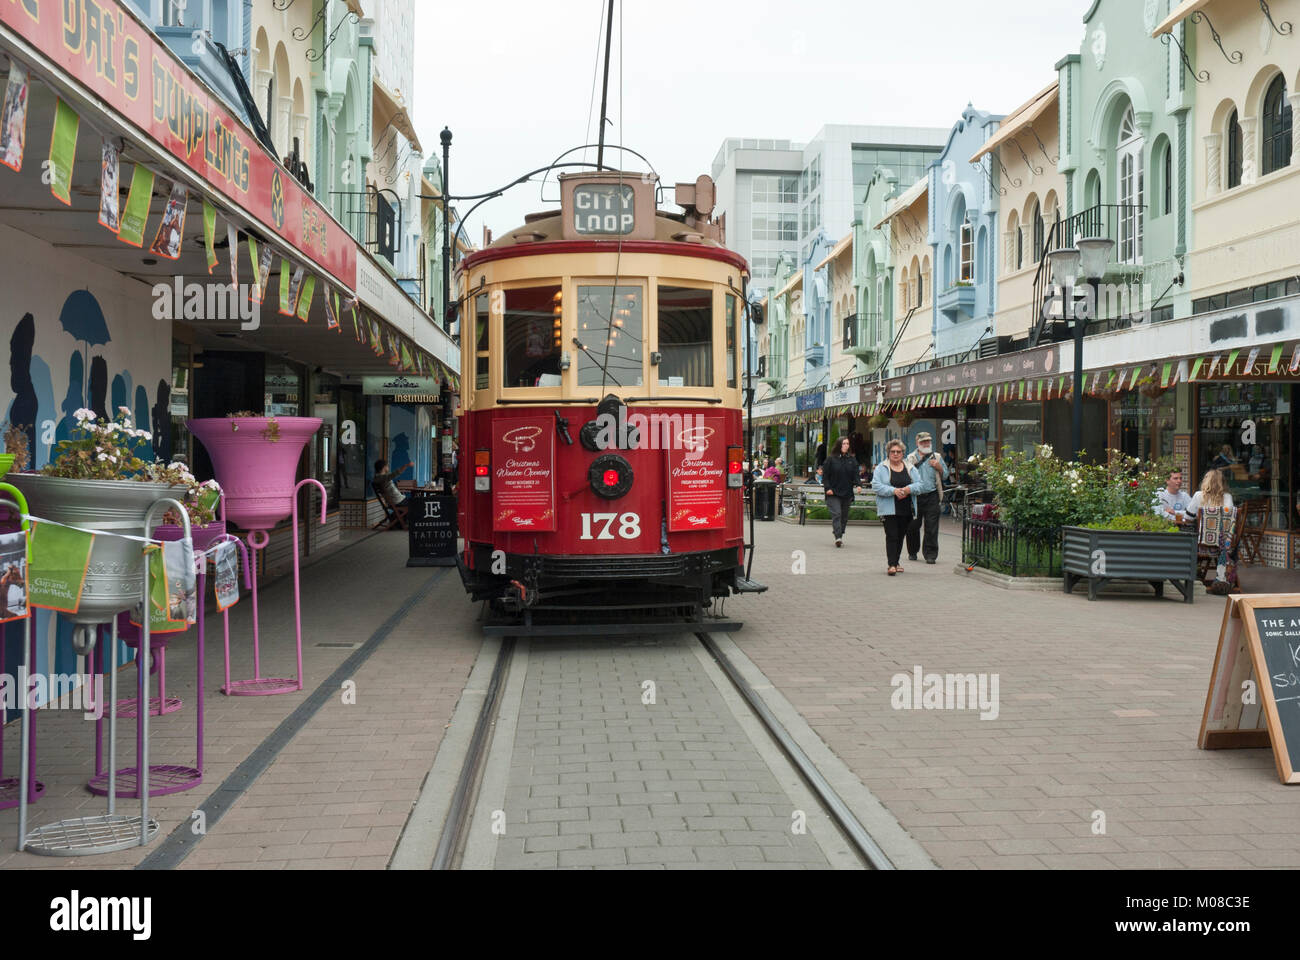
[8,475,182,644]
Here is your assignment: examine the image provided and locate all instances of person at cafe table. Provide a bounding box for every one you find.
[1152,470,1191,523]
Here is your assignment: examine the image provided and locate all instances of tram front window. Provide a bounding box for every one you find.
[577,285,643,387]
[658,286,713,387]
[503,285,563,388]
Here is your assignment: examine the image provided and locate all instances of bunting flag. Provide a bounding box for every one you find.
[1291,344,1300,374]
[148,181,187,259]
[400,342,413,371]
[279,259,293,314]
[1243,346,1261,373]
[1176,359,1189,384]
[1269,344,1284,373]
[1160,362,1172,388]
[324,287,339,331]
[227,224,239,287]
[256,241,273,302]
[1129,367,1142,390]
[202,198,218,273]
[286,266,305,316]
[295,274,316,321]
[0,59,30,172]
[98,138,120,233]
[1207,355,1221,378]
[1224,349,1240,375]
[1190,357,1204,381]
[48,97,79,205]
[247,237,261,295]
[118,164,155,247]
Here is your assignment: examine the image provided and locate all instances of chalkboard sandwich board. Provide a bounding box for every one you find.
[407,491,458,568]
[1239,597,1300,784]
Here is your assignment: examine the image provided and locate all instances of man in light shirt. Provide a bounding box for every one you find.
[1153,471,1191,521]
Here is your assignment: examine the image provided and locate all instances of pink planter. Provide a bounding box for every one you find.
[187,418,322,532]
[155,520,228,554]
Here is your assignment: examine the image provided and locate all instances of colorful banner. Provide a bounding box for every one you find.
[48,98,79,205]
[132,540,195,635]
[27,521,93,614]
[149,181,187,259]
[295,274,316,322]
[0,529,28,623]
[0,0,356,287]
[247,236,261,296]
[256,241,273,303]
[1269,344,1284,374]
[0,58,29,172]
[213,540,239,611]
[324,288,339,331]
[99,138,120,232]
[227,224,239,287]
[202,198,218,273]
[279,259,292,315]
[118,163,155,247]
[667,417,727,532]
[492,417,556,533]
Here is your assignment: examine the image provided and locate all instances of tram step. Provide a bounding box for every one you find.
[733,576,768,594]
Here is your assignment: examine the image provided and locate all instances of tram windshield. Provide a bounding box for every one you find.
[576,285,644,387]
[503,285,563,388]
[658,286,713,387]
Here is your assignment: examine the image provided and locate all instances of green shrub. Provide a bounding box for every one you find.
[805,506,878,522]
[1083,514,1179,533]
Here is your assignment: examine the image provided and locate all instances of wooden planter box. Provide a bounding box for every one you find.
[1061,526,1198,602]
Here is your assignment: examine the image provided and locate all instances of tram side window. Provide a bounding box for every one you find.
[725,294,737,388]
[658,286,713,387]
[475,293,490,390]
[577,286,644,387]
[503,285,563,388]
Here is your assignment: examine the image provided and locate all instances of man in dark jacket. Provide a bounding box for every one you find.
[823,436,861,547]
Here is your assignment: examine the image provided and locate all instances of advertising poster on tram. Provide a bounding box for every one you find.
[492,417,556,533]
[666,417,726,532]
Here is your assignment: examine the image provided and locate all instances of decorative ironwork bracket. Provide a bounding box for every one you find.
[1162,32,1209,84]
[1259,1,1294,35]
[294,5,360,62]
[272,0,298,9]
[971,157,1011,196]
[1028,127,1058,166]
[1010,137,1044,177]
[1191,11,1243,64]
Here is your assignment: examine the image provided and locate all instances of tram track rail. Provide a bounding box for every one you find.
[429,630,895,870]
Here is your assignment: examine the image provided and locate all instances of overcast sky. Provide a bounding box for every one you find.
[411,0,1089,243]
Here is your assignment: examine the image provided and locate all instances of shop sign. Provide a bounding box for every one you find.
[362,375,440,400]
[796,392,824,411]
[492,417,556,532]
[884,345,1060,399]
[0,0,355,286]
[824,386,861,408]
[666,416,726,532]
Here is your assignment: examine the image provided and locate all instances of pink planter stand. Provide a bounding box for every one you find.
[188,418,324,697]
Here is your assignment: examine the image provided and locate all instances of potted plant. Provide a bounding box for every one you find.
[1063,514,1197,602]
[8,408,216,644]
[187,412,322,533]
[867,413,889,430]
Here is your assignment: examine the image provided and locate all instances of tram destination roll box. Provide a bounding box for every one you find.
[407,490,458,568]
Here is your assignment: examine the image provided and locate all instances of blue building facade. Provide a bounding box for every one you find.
[801,229,833,388]
[928,105,1003,362]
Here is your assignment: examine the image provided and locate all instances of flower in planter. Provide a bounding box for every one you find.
[40,410,220,528]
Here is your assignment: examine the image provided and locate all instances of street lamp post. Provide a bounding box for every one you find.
[440,127,452,334]
[1047,236,1115,462]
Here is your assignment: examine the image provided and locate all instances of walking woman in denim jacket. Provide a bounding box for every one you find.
[872,439,922,576]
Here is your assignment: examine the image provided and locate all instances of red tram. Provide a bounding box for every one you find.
[454,170,765,634]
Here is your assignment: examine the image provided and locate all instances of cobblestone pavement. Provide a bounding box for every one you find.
[735,517,1300,869]
[478,636,838,870]
[0,532,480,870]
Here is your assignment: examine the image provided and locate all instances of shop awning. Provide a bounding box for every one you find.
[1152,0,1211,36]
[372,75,423,154]
[344,0,366,18]
[970,82,1058,163]
[873,178,927,230]
[814,233,852,272]
[775,270,803,299]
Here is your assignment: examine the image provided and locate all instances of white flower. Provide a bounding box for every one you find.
[139,431,152,442]
[967,455,977,463]
[74,408,96,422]
[118,406,131,416]
[1005,475,1016,485]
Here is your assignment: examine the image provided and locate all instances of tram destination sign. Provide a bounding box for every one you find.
[560,173,656,242]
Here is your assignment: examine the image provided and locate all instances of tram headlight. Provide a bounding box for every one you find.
[589,454,633,499]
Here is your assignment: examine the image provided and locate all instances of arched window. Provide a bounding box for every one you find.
[1117,105,1145,265]
[1227,109,1243,189]
[960,218,973,282]
[1263,75,1293,176]
[1032,200,1044,262]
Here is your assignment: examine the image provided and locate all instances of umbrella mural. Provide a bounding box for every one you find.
[58,289,110,411]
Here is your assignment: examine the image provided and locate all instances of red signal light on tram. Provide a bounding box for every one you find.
[727,445,744,489]
[603,469,620,487]
[475,466,489,477]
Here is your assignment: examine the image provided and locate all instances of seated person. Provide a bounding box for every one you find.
[1152,470,1191,521]
[374,458,414,518]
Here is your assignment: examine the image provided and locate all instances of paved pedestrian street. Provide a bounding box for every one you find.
[5,519,1296,872]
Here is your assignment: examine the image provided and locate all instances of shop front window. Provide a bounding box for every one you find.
[264,362,302,416]
[1198,383,1291,530]
[999,401,1042,456]
[503,285,563,388]
[169,339,193,466]
[1117,390,1176,464]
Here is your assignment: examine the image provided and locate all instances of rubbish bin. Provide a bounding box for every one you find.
[753,480,777,521]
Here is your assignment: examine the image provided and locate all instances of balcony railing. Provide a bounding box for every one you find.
[843,312,883,355]
[1059,203,1145,266]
